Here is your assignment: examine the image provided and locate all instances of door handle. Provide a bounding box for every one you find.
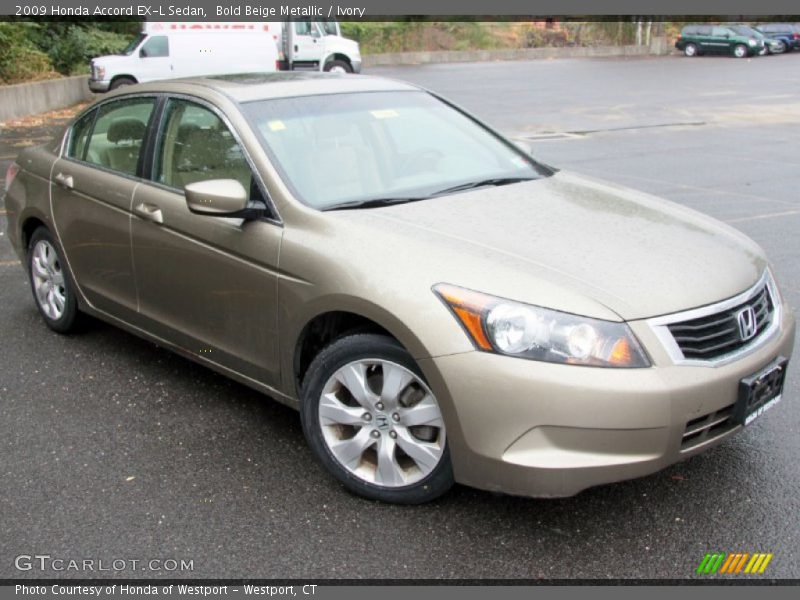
[134,202,164,224]
[54,173,73,189]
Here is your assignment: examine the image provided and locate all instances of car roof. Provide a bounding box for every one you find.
[128,72,422,104]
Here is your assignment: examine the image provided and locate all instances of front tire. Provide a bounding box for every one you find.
[300,334,453,504]
[733,44,748,58]
[27,227,80,333]
[323,59,353,74]
[684,43,698,57]
[110,77,136,90]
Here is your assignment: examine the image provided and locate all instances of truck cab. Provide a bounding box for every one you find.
[282,21,362,73]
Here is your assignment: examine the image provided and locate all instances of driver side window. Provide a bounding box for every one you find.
[154,98,263,202]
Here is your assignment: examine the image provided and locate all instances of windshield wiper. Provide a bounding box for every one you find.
[323,177,535,211]
[431,177,536,197]
[323,197,428,211]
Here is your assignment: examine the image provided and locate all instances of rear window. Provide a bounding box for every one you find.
[84,98,156,176]
[682,26,697,35]
[67,110,96,160]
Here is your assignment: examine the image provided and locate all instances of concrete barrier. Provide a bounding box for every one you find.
[0,75,93,122]
[363,39,670,68]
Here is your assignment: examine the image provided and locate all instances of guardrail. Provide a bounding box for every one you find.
[0,75,93,123]
[363,38,670,67]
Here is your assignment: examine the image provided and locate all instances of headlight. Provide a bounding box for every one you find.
[433,284,650,368]
[93,65,106,80]
[748,38,757,46]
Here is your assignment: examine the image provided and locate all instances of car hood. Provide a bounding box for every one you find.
[338,171,766,321]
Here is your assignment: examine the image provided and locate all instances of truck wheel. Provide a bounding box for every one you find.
[684,43,698,57]
[323,60,353,74]
[110,77,136,90]
[733,44,748,58]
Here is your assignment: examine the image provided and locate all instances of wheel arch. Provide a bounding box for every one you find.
[323,53,353,69]
[286,298,433,398]
[109,74,138,87]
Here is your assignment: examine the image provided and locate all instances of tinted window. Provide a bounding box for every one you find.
[141,35,168,58]
[683,26,697,35]
[712,27,732,37]
[67,110,96,160]
[154,99,258,198]
[697,26,712,35]
[84,98,155,176]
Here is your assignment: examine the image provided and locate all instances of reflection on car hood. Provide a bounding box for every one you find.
[344,171,766,321]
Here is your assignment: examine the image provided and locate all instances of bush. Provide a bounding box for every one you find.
[0,22,54,83]
[44,26,130,75]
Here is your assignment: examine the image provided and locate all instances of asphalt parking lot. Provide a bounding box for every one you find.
[1,55,799,580]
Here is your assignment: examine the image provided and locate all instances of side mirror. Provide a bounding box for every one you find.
[139,47,148,58]
[185,179,253,217]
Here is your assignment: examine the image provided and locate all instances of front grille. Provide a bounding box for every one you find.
[681,404,736,451]
[667,284,774,361]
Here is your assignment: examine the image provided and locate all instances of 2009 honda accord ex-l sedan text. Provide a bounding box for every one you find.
[5,73,795,503]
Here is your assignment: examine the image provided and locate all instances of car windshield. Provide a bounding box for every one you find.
[120,33,146,56]
[241,91,549,210]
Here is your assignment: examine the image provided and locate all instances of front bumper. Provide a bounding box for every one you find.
[88,78,110,93]
[419,301,795,498]
[352,59,363,74]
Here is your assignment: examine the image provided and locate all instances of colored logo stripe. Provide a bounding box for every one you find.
[697,553,773,575]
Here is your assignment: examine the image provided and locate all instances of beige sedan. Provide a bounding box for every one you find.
[4,73,795,503]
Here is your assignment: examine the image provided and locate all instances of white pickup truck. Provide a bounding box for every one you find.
[89,21,362,93]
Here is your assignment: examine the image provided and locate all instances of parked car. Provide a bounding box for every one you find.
[89,26,280,92]
[5,74,795,503]
[675,24,764,57]
[753,23,800,52]
[725,24,783,54]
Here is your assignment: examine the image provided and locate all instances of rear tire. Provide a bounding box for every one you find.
[323,59,353,74]
[684,43,698,57]
[110,77,136,90]
[27,227,80,334]
[300,333,454,504]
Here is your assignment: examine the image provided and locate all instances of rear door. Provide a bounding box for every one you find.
[51,96,158,320]
[696,25,716,53]
[130,96,283,387]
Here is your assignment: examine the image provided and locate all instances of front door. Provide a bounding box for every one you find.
[135,35,172,82]
[289,21,323,69]
[51,96,157,320]
[130,97,283,387]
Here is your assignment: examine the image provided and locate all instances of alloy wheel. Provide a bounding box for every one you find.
[317,359,446,487]
[31,240,67,320]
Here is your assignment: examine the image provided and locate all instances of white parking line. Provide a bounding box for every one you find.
[726,209,800,224]
[0,260,20,266]
[578,167,798,207]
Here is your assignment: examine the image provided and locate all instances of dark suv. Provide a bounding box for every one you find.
[676,25,764,58]
[753,23,800,52]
